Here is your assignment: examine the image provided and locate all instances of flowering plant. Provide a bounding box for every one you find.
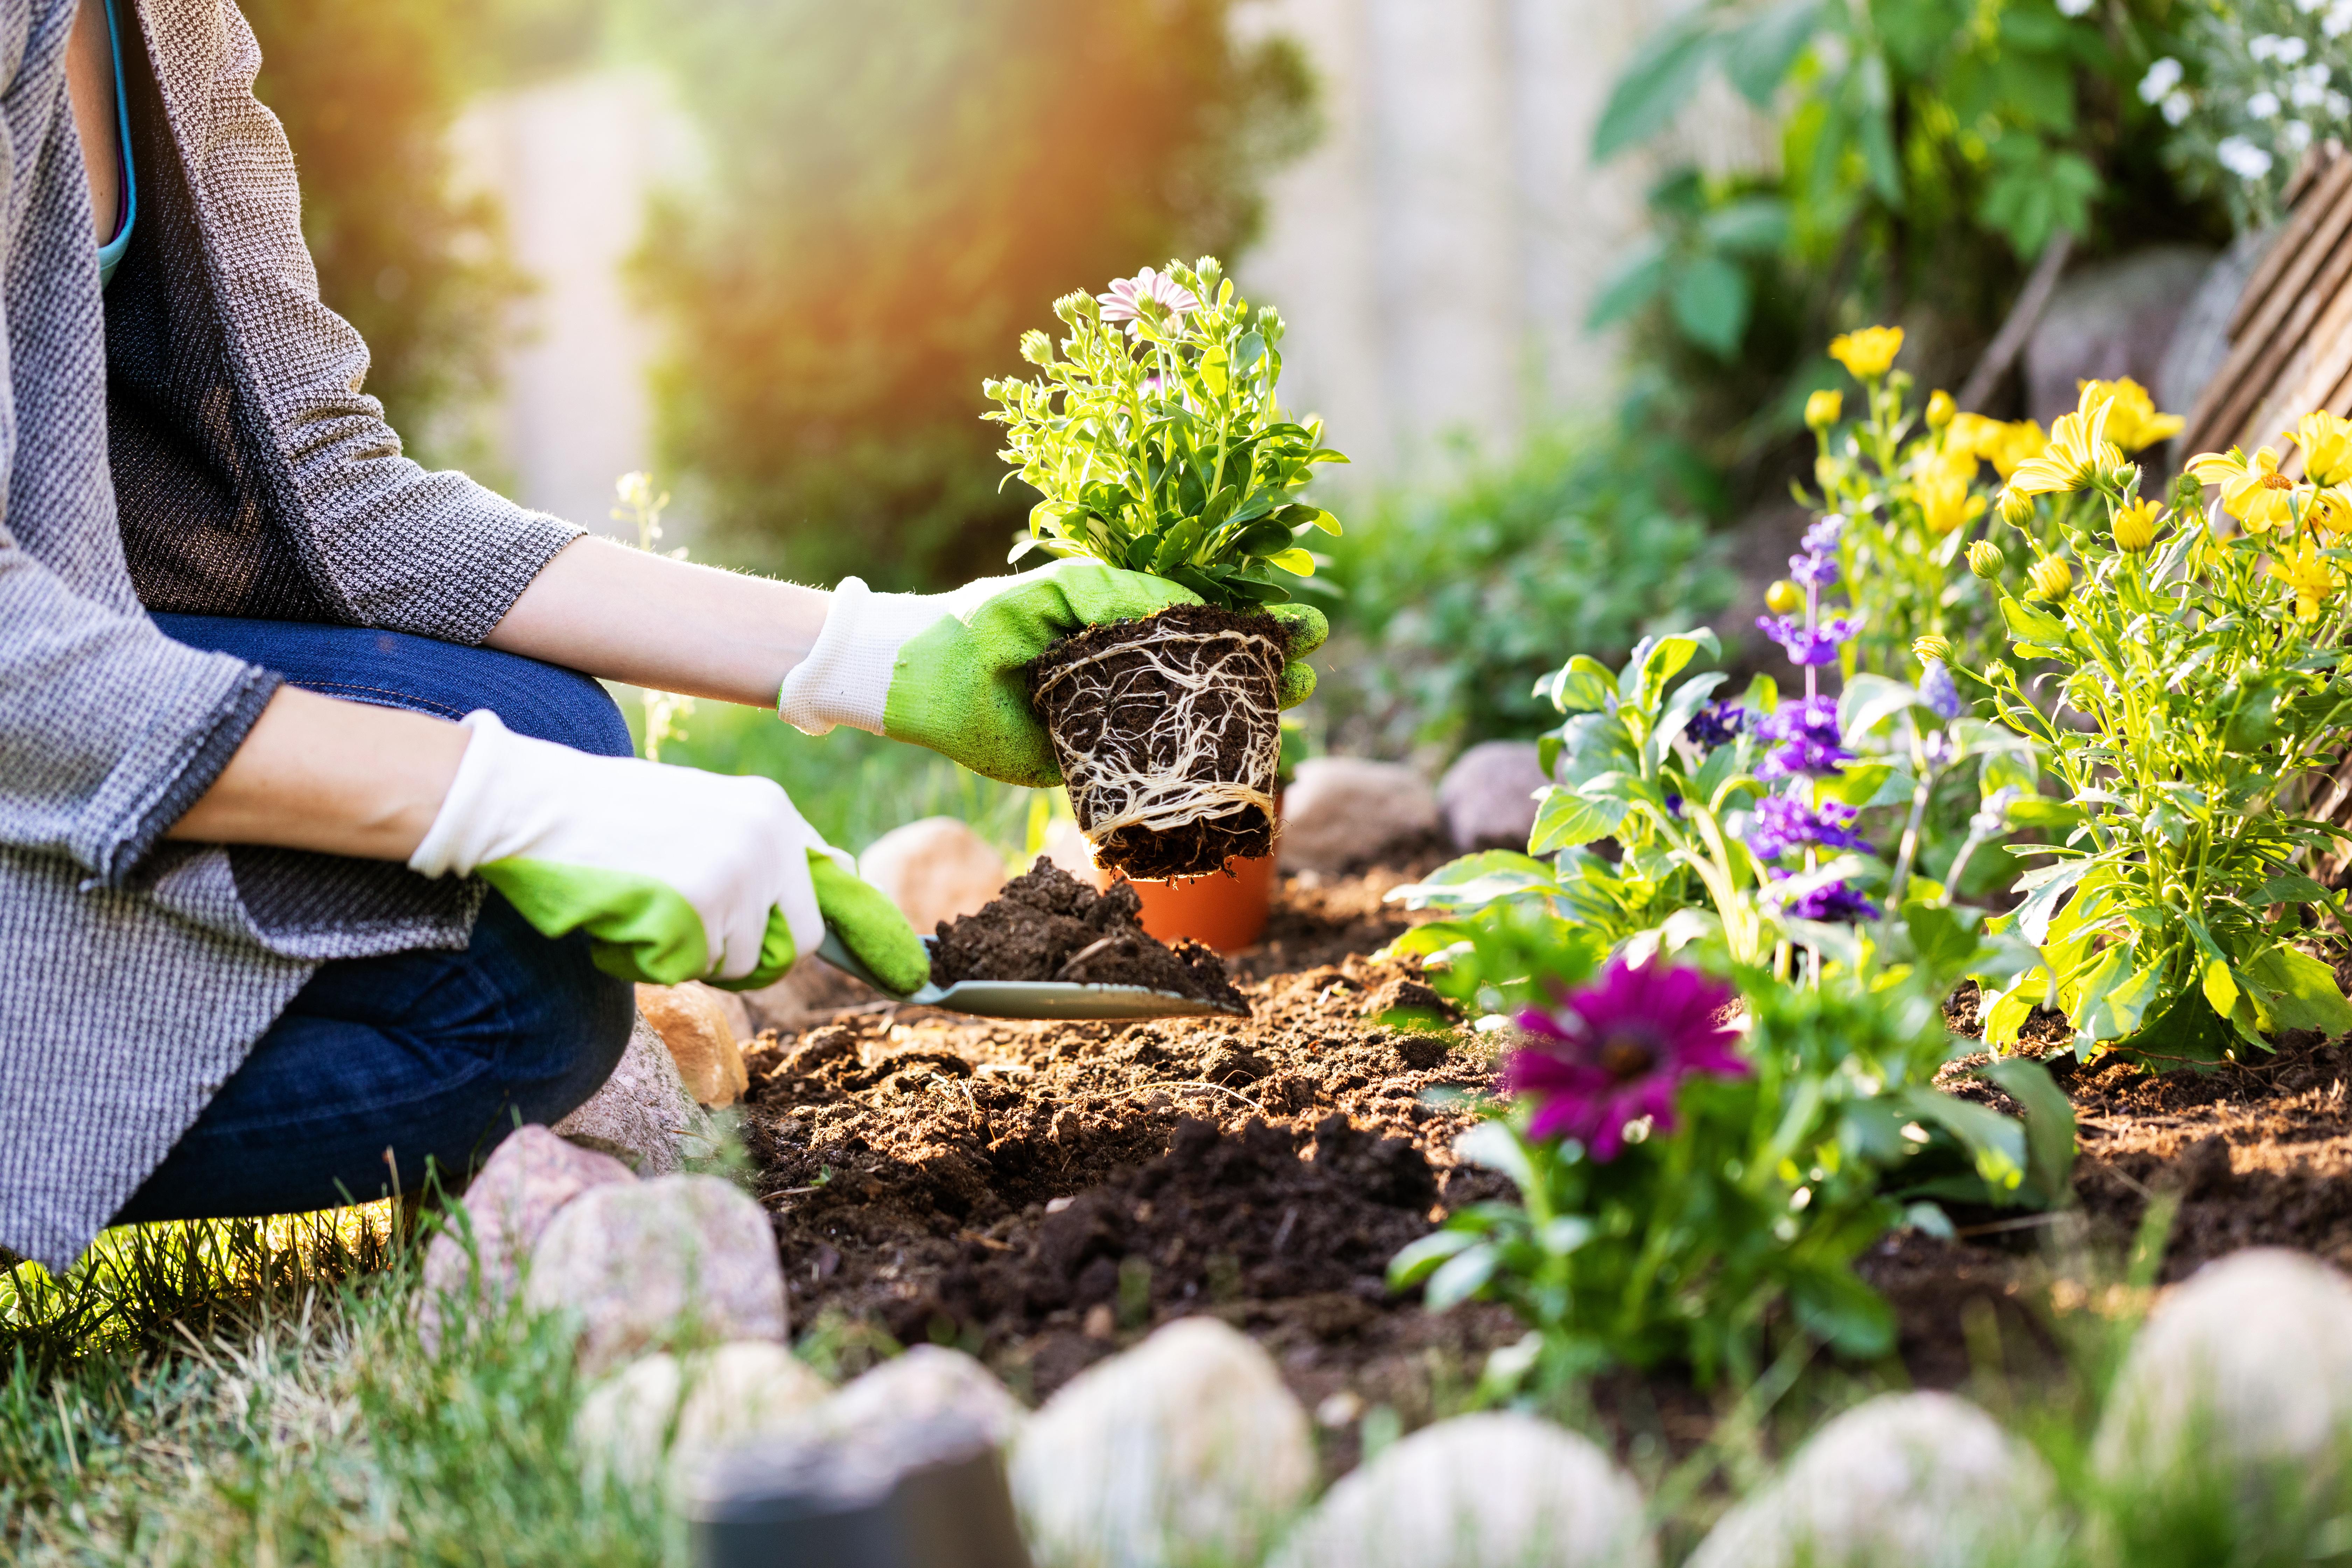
[1391,958,2072,1393]
[1968,400,2352,1060]
[2142,3,2352,230]
[985,258,1345,609]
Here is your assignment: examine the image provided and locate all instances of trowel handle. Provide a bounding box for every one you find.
[816,926,909,999]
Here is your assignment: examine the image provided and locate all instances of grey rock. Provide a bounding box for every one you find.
[2024,245,2216,428]
[1279,757,1440,874]
[525,1174,788,1377]
[1012,1317,1312,1568]
[1687,1392,2055,1568]
[2094,1249,2352,1512]
[553,1014,702,1174]
[819,1345,1027,1448]
[1268,1411,1653,1568]
[574,1340,830,1494]
[416,1124,634,1351]
[1436,740,1554,852]
[2158,229,2275,437]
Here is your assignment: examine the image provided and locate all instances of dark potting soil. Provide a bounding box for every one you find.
[926,859,1247,1011]
[741,865,2352,1484]
[1028,604,1286,881]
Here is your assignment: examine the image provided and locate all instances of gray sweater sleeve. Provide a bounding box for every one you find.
[176,4,582,644]
[0,543,280,884]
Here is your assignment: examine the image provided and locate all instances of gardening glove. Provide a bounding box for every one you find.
[777,558,1329,787]
[409,710,922,993]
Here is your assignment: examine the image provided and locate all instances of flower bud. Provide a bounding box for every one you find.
[1805,389,1843,430]
[1984,661,2013,688]
[1997,485,2035,526]
[2028,555,2074,602]
[1913,634,1951,666]
[1967,540,2005,579]
[1765,579,1804,616]
[1925,390,1956,429]
[2112,498,2161,553]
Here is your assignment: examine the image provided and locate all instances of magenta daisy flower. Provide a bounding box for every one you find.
[1500,959,1746,1160]
[1098,267,1199,334]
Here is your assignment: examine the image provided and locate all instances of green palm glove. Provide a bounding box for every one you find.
[777,558,1328,786]
[808,854,931,995]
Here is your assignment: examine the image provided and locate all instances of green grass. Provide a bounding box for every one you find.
[619,691,1046,860]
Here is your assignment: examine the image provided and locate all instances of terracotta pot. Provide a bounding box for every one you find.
[1123,852,1277,953]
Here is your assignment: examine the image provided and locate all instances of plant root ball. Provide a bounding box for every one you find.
[1030,604,1286,881]
[1267,1411,1655,1568]
[2094,1249,2352,1528]
[1686,1392,2056,1568]
[1010,1316,1312,1568]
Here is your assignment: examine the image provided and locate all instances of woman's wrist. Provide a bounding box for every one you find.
[165,687,470,861]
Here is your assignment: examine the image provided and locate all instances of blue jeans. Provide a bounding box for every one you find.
[113,616,637,1223]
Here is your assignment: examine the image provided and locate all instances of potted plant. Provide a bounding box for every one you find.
[986,257,1345,881]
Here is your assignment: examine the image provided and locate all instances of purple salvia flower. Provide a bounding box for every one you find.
[1685,702,1745,750]
[1757,614,1858,666]
[1801,516,1845,556]
[1920,661,1965,721]
[1754,696,1853,780]
[1773,875,1883,923]
[1790,550,1840,589]
[1745,794,1872,862]
[1502,959,1748,1161]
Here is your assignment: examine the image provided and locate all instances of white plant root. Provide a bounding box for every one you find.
[1034,626,1283,850]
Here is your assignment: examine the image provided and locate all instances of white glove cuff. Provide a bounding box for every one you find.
[776,576,950,736]
[408,710,517,879]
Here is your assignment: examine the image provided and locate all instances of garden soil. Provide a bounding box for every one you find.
[741,868,2352,1471]
[927,860,1245,1011]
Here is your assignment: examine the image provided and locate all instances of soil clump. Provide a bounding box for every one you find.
[927,860,1246,1011]
[1028,604,1286,880]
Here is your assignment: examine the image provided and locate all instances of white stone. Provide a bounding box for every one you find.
[819,1344,1027,1449]
[525,1174,788,1377]
[634,981,749,1107]
[1011,1317,1313,1568]
[416,1124,634,1351]
[1436,740,1553,852]
[1278,757,1440,874]
[553,1015,702,1174]
[858,817,1009,934]
[1686,1392,2055,1568]
[1268,1411,1653,1568]
[574,1340,830,1493]
[2023,245,2214,427]
[1041,818,1111,891]
[2094,1249,2352,1498]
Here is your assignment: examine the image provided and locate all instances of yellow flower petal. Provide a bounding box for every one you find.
[1829,325,1904,380]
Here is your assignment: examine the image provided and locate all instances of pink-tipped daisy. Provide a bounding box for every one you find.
[1098,267,1199,334]
[1500,958,1746,1160]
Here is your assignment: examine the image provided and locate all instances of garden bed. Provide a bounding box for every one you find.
[738,865,2352,1469]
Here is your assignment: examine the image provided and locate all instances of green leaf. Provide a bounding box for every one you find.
[1386,1227,1479,1288]
[1898,902,1981,982]
[1723,0,1821,104]
[1266,547,1316,577]
[1593,15,1717,160]
[1530,787,1631,854]
[2240,946,2352,1036]
[2007,797,2085,831]
[1452,1120,1540,1192]
[1669,254,1751,357]
[1423,1245,1502,1310]
[2000,595,2070,646]
[2255,872,2330,905]
[2113,986,2235,1069]
[1982,984,2037,1049]
[2072,947,2163,1048]
[1538,655,1617,715]
[1698,195,1793,254]
[1975,1057,2078,1208]
[1788,1268,1895,1358]
[2010,860,2090,946]
[1900,1087,2028,1194]
[1586,242,1670,330]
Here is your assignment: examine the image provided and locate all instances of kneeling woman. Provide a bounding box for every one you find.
[0,0,1322,1270]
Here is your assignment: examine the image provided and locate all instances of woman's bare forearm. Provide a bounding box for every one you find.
[165,686,469,860]
[483,537,833,707]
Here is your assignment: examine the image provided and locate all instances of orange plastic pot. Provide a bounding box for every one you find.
[1122,850,1277,953]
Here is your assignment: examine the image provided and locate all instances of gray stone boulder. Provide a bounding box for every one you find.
[574,1340,830,1494]
[524,1173,788,1376]
[416,1124,633,1351]
[2094,1249,2352,1513]
[1011,1316,1313,1568]
[819,1344,1027,1449]
[1268,1411,1654,1568]
[1436,740,1553,852]
[2025,245,2215,429]
[1279,757,1440,874]
[553,1015,705,1175]
[1686,1392,2055,1568]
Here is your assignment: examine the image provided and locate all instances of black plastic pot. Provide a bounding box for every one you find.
[686,1412,1030,1568]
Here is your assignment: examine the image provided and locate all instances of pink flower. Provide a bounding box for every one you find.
[1501,959,1746,1160]
[1098,267,1198,334]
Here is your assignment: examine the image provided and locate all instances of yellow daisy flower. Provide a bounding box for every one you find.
[1925,390,1956,429]
[1805,389,1843,429]
[1829,325,1904,380]
[2271,538,2342,622]
[2187,445,2301,534]
[2028,556,2074,602]
[2007,384,2124,499]
[1949,415,2049,480]
[2291,410,2352,487]
[2111,498,2161,553]
[2078,377,2184,455]
[1917,467,1987,538]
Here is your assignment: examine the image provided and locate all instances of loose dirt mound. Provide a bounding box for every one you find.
[927,860,1244,1010]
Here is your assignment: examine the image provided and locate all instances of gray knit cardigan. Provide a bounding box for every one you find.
[0,0,582,1269]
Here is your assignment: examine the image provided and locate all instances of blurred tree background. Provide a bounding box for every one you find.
[624,0,1318,590]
